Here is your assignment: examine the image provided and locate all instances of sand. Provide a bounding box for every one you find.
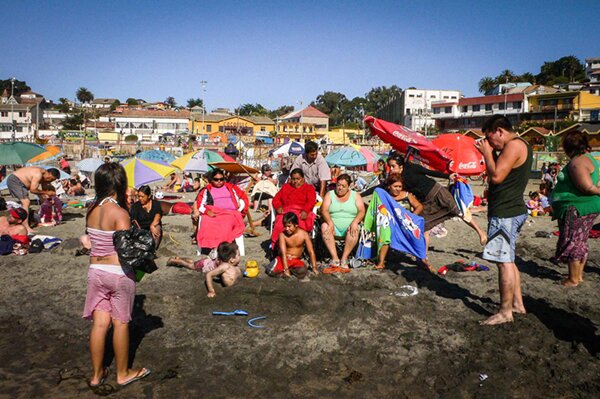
[1,182,600,398]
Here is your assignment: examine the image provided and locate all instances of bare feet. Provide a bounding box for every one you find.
[512,306,526,314]
[560,278,579,287]
[480,235,488,246]
[480,312,514,325]
[166,256,180,266]
[374,263,385,270]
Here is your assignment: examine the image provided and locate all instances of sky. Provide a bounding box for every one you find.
[2,0,598,111]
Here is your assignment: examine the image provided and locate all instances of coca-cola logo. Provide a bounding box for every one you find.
[392,130,417,144]
[459,161,477,169]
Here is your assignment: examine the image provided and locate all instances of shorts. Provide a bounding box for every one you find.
[83,268,135,323]
[194,258,219,273]
[7,174,29,200]
[482,214,527,263]
[266,256,305,274]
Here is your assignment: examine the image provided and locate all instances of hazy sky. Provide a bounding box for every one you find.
[2,0,598,110]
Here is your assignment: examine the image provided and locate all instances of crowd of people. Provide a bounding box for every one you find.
[1,115,599,388]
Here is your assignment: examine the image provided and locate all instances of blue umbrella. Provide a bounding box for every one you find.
[136,150,176,164]
[325,146,380,170]
[77,158,104,173]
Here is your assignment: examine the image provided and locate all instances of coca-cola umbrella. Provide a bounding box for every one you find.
[364,116,452,173]
[432,134,486,176]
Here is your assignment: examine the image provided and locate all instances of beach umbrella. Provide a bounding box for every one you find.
[432,134,485,176]
[77,158,104,173]
[27,145,63,164]
[0,142,47,165]
[136,150,176,164]
[121,158,177,188]
[209,161,259,175]
[272,141,304,156]
[325,145,380,171]
[364,116,452,173]
[170,150,209,173]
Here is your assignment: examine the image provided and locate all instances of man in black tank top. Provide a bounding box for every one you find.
[476,115,532,326]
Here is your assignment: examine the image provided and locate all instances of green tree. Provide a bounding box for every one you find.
[313,91,348,126]
[110,99,121,111]
[478,76,496,94]
[0,78,31,96]
[62,111,84,130]
[269,105,295,119]
[56,97,71,113]
[76,87,94,104]
[187,98,204,108]
[165,96,176,107]
[236,103,269,116]
[126,98,139,106]
[536,56,585,85]
[518,72,535,84]
[363,85,401,114]
[495,69,517,84]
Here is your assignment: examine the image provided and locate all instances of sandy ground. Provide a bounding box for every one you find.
[1,182,600,398]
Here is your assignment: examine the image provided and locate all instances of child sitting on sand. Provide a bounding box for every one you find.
[167,241,242,298]
[266,212,318,279]
[39,189,63,225]
[526,191,545,216]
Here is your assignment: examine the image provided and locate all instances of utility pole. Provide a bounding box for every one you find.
[200,80,207,138]
[10,77,15,141]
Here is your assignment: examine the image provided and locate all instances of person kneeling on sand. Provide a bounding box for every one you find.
[267,212,318,279]
[167,241,242,298]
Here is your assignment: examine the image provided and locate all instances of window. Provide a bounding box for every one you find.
[206,124,212,132]
[513,101,522,109]
[433,108,441,114]
[19,112,26,117]
[416,94,422,98]
[406,108,411,115]
[485,104,492,111]
[0,111,7,117]
[461,106,468,113]
[451,96,457,99]
[445,107,451,113]
[261,127,266,132]
[473,105,481,112]
[499,102,505,110]
[430,95,436,99]
[443,96,449,99]
[409,94,414,98]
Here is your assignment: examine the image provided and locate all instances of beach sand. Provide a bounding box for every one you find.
[1,182,600,398]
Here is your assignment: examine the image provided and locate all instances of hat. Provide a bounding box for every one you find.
[261,164,271,172]
[9,208,27,222]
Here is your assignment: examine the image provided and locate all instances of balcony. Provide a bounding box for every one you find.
[531,104,574,112]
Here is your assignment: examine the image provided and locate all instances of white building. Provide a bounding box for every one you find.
[0,89,44,140]
[87,98,119,110]
[400,89,461,132]
[100,109,190,142]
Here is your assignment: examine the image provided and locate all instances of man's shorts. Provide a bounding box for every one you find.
[6,174,28,200]
[482,214,527,263]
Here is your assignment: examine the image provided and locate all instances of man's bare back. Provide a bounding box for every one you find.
[12,167,45,190]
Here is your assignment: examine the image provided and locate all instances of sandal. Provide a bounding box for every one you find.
[322,260,341,274]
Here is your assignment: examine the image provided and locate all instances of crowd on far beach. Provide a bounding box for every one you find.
[1,114,599,389]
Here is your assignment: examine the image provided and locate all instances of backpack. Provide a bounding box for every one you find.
[0,235,15,255]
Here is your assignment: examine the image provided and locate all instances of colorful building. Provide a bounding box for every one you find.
[274,105,329,143]
[189,109,275,144]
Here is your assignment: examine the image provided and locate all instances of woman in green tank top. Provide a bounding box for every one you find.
[552,131,600,287]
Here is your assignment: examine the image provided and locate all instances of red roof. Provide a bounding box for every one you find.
[431,102,456,108]
[299,105,328,118]
[459,93,524,106]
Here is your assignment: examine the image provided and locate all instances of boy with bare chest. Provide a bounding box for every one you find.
[267,212,318,279]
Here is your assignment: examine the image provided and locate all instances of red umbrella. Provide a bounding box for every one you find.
[216,151,235,162]
[364,116,452,173]
[432,134,485,176]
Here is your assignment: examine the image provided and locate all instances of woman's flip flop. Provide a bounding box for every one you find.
[118,368,151,386]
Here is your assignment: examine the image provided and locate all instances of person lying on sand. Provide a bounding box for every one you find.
[266,212,318,279]
[0,207,28,237]
[167,241,241,298]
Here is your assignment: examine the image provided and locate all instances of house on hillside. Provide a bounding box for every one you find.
[0,89,44,140]
[519,127,552,151]
[100,109,190,142]
[189,108,275,144]
[275,105,329,143]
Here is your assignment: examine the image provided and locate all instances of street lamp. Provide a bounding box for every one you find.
[10,77,15,141]
[200,80,207,136]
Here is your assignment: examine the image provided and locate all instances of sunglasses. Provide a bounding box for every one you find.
[212,178,224,182]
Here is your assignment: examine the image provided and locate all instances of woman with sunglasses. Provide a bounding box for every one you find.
[193,168,249,251]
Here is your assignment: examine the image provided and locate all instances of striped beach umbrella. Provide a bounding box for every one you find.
[121,158,176,188]
[325,145,380,171]
[27,145,63,164]
[136,150,177,164]
[77,158,105,173]
[171,150,233,172]
[0,142,47,165]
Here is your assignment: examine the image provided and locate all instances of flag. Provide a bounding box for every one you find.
[363,188,427,260]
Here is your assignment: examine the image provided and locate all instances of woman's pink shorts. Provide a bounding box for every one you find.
[83,268,135,323]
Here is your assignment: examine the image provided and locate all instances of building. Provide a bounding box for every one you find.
[556,122,600,148]
[0,89,44,140]
[584,57,600,96]
[400,89,461,132]
[86,98,119,110]
[527,91,600,123]
[100,109,190,142]
[519,127,552,151]
[275,105,329,143]
[189,108,275,144]
[432,93,525,132]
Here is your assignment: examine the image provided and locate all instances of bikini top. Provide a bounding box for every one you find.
[88,197,119,257]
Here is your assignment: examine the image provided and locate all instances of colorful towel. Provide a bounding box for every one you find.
[197,206,245,249]
[450,178,474,222]
[364,188,426,260]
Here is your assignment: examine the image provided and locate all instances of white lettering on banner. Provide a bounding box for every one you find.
[459,161,477,169]
[392,130,417,144]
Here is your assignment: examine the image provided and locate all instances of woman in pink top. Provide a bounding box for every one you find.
[193,168,249,250]
[83,163,151,388]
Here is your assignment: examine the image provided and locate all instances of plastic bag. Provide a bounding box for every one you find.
[113,227,158,274]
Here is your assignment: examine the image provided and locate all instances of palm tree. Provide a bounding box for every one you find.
[478,77,496,94]
[519,72,535,84]
[76,87,94,104]
[165,96,176,108]
[496,69,516,84]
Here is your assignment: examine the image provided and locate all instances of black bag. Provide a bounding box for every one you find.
[28,239,45,254]
[0,235,15,255]
[113,227,158,274]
